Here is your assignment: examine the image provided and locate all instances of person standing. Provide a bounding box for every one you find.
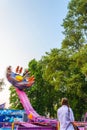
[57,98,75,130]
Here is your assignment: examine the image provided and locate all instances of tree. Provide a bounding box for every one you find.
[0,78,5,91]
[62,0,87,51]
[27,59,57,117]
[61,0,87,120]
[41,48,71,117]
[9,86,23,109]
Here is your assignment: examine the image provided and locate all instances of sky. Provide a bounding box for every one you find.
[0,0,70,108]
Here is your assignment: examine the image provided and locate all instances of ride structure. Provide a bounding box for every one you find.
[0,103,5,109]
[6,66,58,130]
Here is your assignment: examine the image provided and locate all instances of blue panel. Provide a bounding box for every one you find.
[0,109,25,123]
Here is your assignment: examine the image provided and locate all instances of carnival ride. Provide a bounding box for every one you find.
[2,66,86,130]
[6,66,58,130]
[0,103,5,109]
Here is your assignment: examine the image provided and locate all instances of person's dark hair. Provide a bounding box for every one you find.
[61,98,71,119]
[61,98,69,106]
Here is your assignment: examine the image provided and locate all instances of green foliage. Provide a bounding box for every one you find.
[61,0,87,120]
[0,78,5,91]
[9,86,23,109]
[27,59,57,117]
[62,0,87,51]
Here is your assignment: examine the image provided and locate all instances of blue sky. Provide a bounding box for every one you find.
[0,0,70,107]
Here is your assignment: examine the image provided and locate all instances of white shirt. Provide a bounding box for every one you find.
[57,105,74,130]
